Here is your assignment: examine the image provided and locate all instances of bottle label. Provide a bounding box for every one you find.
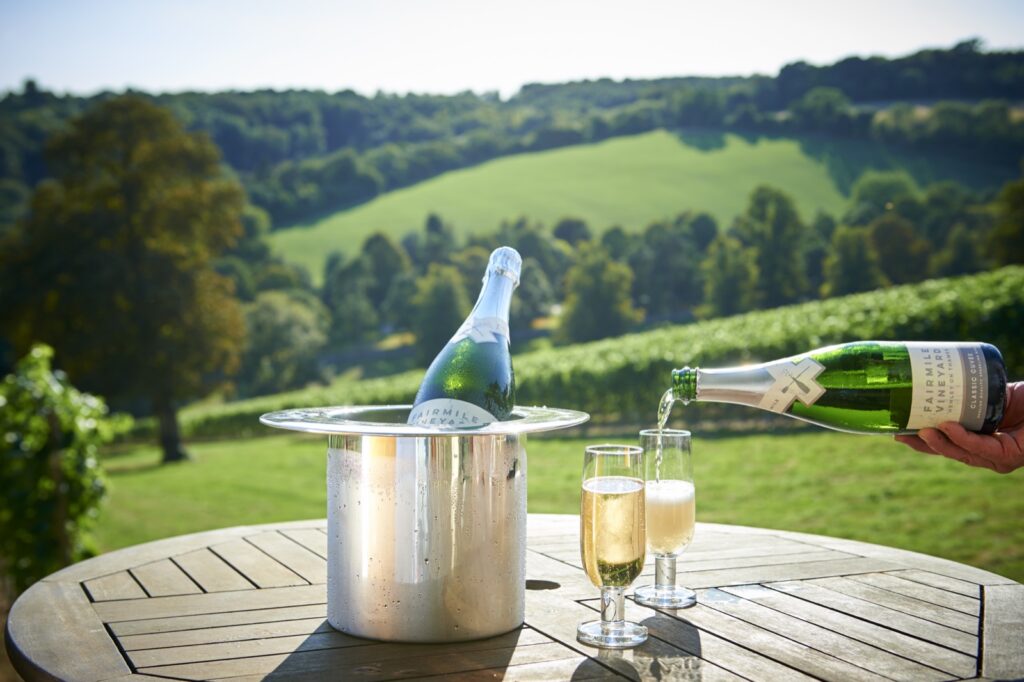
[407,399,497,427]
[451,316,509,344]
[758,357,827,413]
[906,343,988,431]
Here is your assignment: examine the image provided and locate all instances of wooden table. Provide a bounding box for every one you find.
[6,515,1023,681]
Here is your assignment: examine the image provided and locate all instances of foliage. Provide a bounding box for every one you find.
[4,42,1022,230]
[0,345,127,593]
[867,213,931,284]
[552,217,592,246]
[701,235,759,317]
[238,291,329,397]
[510,258,555,329]
[172,267,1024,439]
[989,175,1024,265]
[556,245,643,343]
[731,186,810,307]
[322,255,379,348]
[411,264,470,364]
[843,170,919,226]
[821,226,887,297]
[0,96,246,463]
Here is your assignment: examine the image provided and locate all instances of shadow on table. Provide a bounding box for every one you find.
[261,622,524,679]
[572,612,704,681]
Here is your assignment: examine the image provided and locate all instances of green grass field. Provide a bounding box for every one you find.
[268,129,1014,281]
[96,431,1024,583]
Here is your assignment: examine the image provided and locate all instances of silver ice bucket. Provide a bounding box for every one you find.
[260,404,588,642]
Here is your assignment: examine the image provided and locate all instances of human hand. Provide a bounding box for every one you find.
[895,382,1024,473]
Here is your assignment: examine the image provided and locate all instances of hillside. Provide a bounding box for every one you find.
[269,129,1015,281]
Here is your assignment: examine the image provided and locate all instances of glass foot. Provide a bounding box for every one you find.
[634,584,696,609]
[576,619,648,648]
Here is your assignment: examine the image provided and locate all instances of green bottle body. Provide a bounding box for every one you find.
[408,248,520,427]
[672,341,1007,435]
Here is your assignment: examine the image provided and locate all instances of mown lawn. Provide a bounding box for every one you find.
[96,431,1024,582]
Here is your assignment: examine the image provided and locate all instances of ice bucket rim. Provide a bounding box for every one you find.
[259,404,589,436]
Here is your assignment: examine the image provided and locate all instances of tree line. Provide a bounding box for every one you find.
[2,40,1023,229]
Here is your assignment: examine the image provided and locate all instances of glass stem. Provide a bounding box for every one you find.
[655,555,677,591]
[600,586,625,633]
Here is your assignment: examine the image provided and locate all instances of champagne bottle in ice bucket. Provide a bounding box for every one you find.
[670,341,1007,435]
[408,247,521,427]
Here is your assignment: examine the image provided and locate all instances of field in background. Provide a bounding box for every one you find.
[96,432,1024,583]
[269,130,1014,281]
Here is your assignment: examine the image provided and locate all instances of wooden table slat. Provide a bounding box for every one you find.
[887,568,982,598]
[806,575,979,633]
[5,581,132,682]
[282,528,329,559]
[118,615,333,651]
[720,583,976,678]
[174,548,256,593]
[697,586,950,681]
[981,583,1024,680]
[209,537,309,588]
[109,603,328,637]
[769,579,978,654]
[140,634,570,681]
[847,571,980,615]
[93,583,325,622]
[591,598,890,682]
[83,571,147,602]
[245,531,328,584]
[131,558,203,597]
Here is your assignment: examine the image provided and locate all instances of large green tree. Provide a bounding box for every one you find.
[411,264,470,364]
[821,226,887,297]
[732,186,809,308]
[701,235,759,317]
[556,246,642,343]
[989,175,1024,265]
[0,96,246,463]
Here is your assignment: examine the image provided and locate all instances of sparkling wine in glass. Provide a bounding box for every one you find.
[577,444,648,648]
[635,429,696,609]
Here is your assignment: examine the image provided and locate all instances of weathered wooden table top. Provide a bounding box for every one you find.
[6,514,1023,681]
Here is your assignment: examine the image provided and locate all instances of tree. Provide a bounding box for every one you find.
[1,345,125,594]
[789,87,852,132]
[843,171,918,226]
[931,223,985,277]
[688,212,719,252]
[701,235,759,317]
[988,175,1024,265]
[451,246,491,304]
[556,246,642,343]
[238,291,329,396]
[0,96,245,463]
[553,217,592,246]
[629,219,703,317]
[360,232,411,307]
[821,226,887,297]
[510,257,554,329]
[600,226,631,260]
[322,255,379,347]
[411,264,470,364]
[732,186,810,307]
[867,213,931,284]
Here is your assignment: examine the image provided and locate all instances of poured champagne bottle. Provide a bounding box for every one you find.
[671,341,1007,435]
[408,247,521,427]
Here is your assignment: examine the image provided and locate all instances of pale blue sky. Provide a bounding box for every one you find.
[2,0,1023,97]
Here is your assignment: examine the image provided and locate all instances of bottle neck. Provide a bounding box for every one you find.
[450,270,516,344]
[672,363,789,408]
[469,271,515,322]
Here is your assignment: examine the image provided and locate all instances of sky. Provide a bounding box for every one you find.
[2,0,1024,98]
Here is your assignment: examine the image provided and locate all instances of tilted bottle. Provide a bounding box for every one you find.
[671,341,1007,435]
[408,247,521,427]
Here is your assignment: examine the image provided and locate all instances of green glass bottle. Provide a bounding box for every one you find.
[408,247,521,427]
[671,341,1007,435]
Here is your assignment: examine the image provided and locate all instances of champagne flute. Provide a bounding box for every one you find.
[634,429,696,609]
[578,444,648,648]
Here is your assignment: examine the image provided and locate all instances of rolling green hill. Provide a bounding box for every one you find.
[269,129,1014,280]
